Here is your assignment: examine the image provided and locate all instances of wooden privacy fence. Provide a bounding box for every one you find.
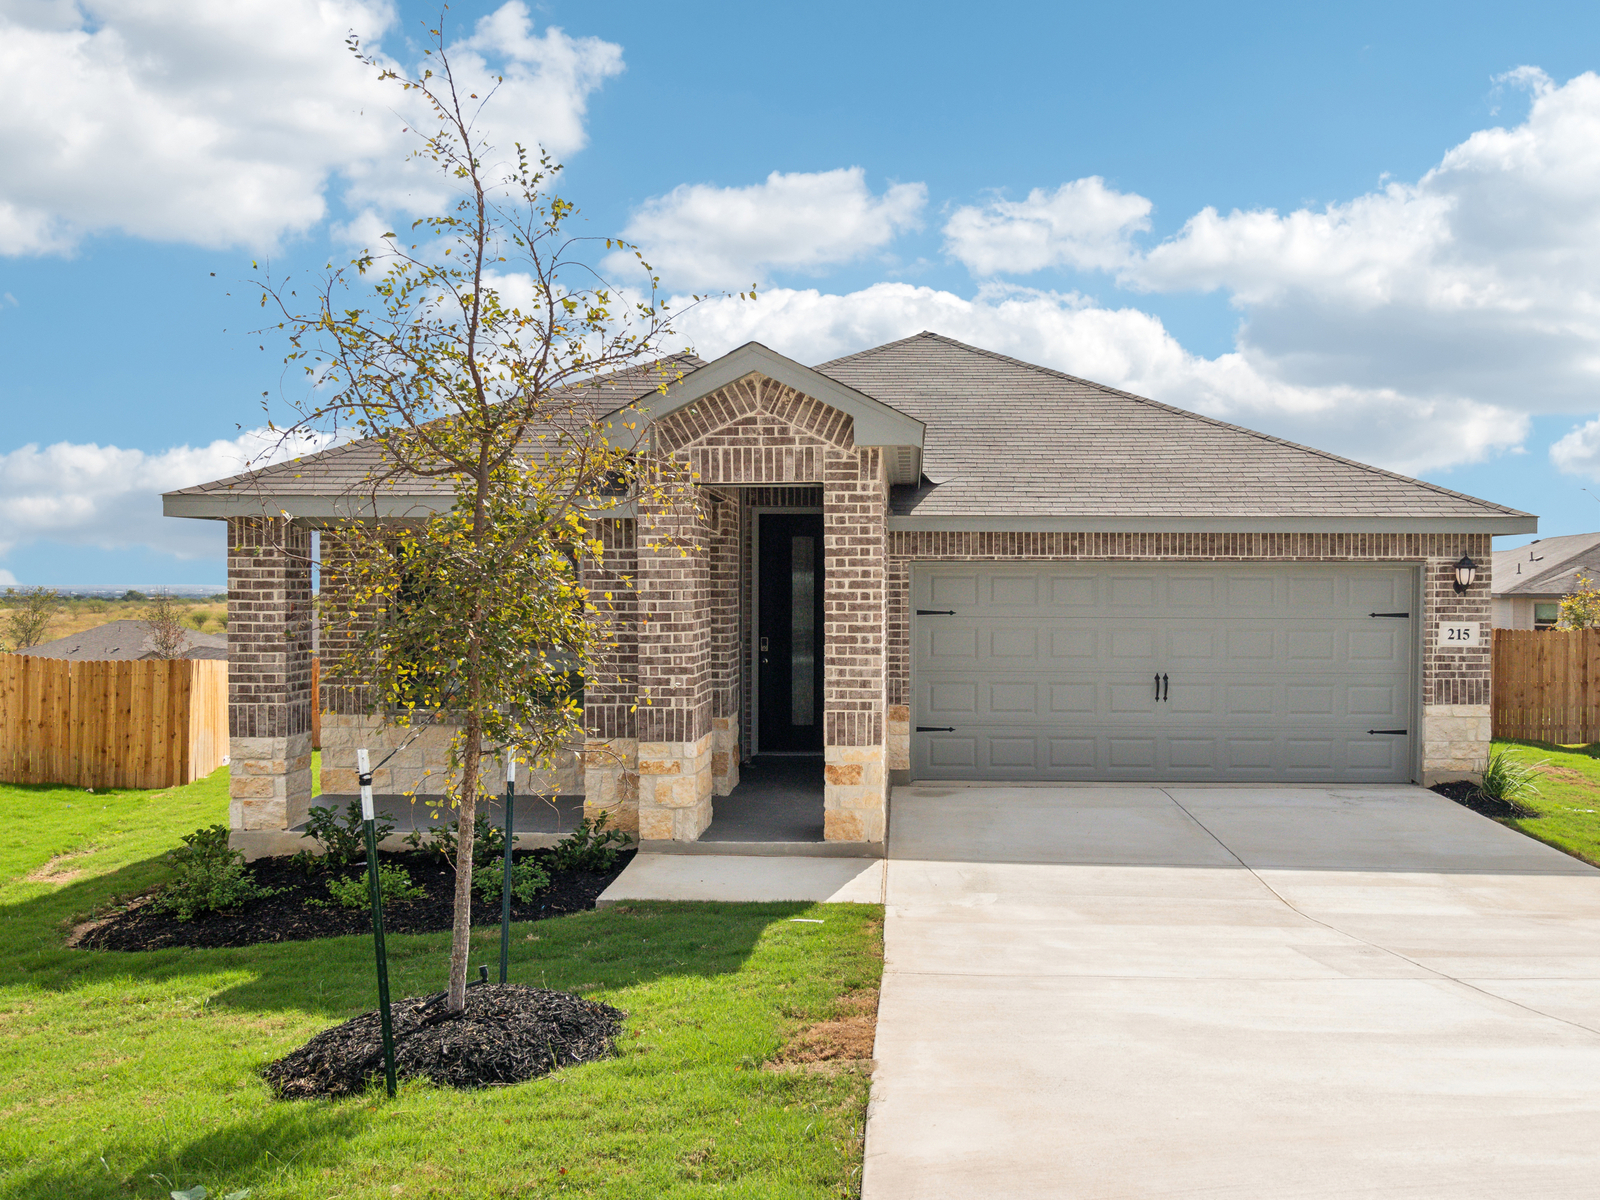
[0,655,228,789]
[1493,627,1600,745]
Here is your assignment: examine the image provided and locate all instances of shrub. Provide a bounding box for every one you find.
[317,864,427,909]
[1479,748,1546,803]
[548,811,632,873]
[474,857,551,905]
[301,801,395,868]
[404,810,506,871]
[153,825,277,921]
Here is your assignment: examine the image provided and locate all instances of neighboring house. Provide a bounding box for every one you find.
[22,619,229,661]
[163,332,1533,854]
[1492,532,1600,629]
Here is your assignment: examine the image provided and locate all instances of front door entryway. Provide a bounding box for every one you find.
[758,512,825,752]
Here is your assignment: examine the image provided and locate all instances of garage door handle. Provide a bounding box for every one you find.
[1367,729,1409,735]
[1369,612,1410,618]
[916,726,955,732]
[917,609,956,615]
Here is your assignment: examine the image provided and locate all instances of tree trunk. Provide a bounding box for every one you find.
[446,708,483,1011]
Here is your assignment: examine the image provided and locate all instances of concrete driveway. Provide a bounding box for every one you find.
[863,784,1600,1198]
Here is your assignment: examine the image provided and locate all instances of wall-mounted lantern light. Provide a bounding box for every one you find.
[1453,554,1477,594]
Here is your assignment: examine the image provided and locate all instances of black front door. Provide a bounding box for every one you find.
[758,513,824,752]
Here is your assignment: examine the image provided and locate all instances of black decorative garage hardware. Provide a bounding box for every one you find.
[916,726,956,732]
[916,609,957,615]
[1367,729,1409,735]
[1369,612,1410,618]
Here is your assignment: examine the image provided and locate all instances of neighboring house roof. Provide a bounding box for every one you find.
[163,333,1535,534]
[20,620,229,661]
[1493,532,1600,597]
[815,333,1532,530]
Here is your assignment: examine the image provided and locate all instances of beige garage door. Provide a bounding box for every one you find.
[911,563,1416,783]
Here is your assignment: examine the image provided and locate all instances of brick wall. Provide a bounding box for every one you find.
[582,518,639,742]
[317,526,379,717]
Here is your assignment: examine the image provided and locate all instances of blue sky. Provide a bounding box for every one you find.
[4,0,1600,585]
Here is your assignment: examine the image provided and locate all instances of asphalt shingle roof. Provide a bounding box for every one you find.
[1493,532,1600,596]
[166,332,1526,525]
[814,333,1528,520]
[167,355,706,499]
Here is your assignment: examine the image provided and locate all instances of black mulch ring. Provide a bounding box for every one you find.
[263,983,626,1098]
[1430,780,1538,820]
[75,847,635,952]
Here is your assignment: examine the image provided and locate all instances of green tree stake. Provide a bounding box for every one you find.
[500,746,515,985]
[359,747,398,1098]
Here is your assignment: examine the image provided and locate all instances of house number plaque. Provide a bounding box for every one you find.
[1437,622,1481,647]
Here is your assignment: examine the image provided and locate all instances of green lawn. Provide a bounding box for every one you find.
[0,765,883,1199]
[1490,739,1600,867]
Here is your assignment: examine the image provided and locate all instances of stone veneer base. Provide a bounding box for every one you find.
[229,732,312,831]
[637,734,714,841]
[1421,703,1491,786]
[824,744,887,842]
[583,738,640,834]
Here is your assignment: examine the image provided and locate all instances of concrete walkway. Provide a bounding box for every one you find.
[596,852,883,906]
[864,784,1600,1199]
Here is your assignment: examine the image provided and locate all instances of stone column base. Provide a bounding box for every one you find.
[711,717,741,796]
[824,744,886,843]
[638,734,714,841]
[1421,703,1492,786]
[582,738,640,833]
[229,731,313,830]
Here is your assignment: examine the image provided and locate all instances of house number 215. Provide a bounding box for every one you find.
[1438,622,1480,647]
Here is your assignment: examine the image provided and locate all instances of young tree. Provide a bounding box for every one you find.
[256,24,714,1011]
[145,591,189,659]
[1560,575,1600,630]
[2,587,59,652]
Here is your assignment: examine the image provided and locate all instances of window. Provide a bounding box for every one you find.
[1535,602,1560,630]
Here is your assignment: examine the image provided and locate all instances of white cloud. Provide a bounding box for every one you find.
[0,569,16,586]
[943,178,1153,276]
[674,282,1526,476]
[0,428,328,561]
[1123,68,1600,415]
[609,168,926,291]
[1551,418,1600,481]
[0,1,623,255]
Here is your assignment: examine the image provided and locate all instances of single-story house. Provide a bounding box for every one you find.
[163,332,1533,853]
[22,619,229,661]
[1492,532,1600,629]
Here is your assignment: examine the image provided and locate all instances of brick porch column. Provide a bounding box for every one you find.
[822,447,888,842]
[227,516,313,833]
[635,470,714,839]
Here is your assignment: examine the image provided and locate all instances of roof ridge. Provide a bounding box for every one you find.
[812,330,941,371]
[881,331,1530,519]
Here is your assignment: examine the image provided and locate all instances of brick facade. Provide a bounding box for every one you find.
[220,373,1499,847]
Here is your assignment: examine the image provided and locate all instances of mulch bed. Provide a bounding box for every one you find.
[75,847,634,952]
[1430,780,1538,820]
[263,983,625,1097]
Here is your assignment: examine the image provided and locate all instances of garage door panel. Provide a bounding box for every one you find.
[912,564,1415,783]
